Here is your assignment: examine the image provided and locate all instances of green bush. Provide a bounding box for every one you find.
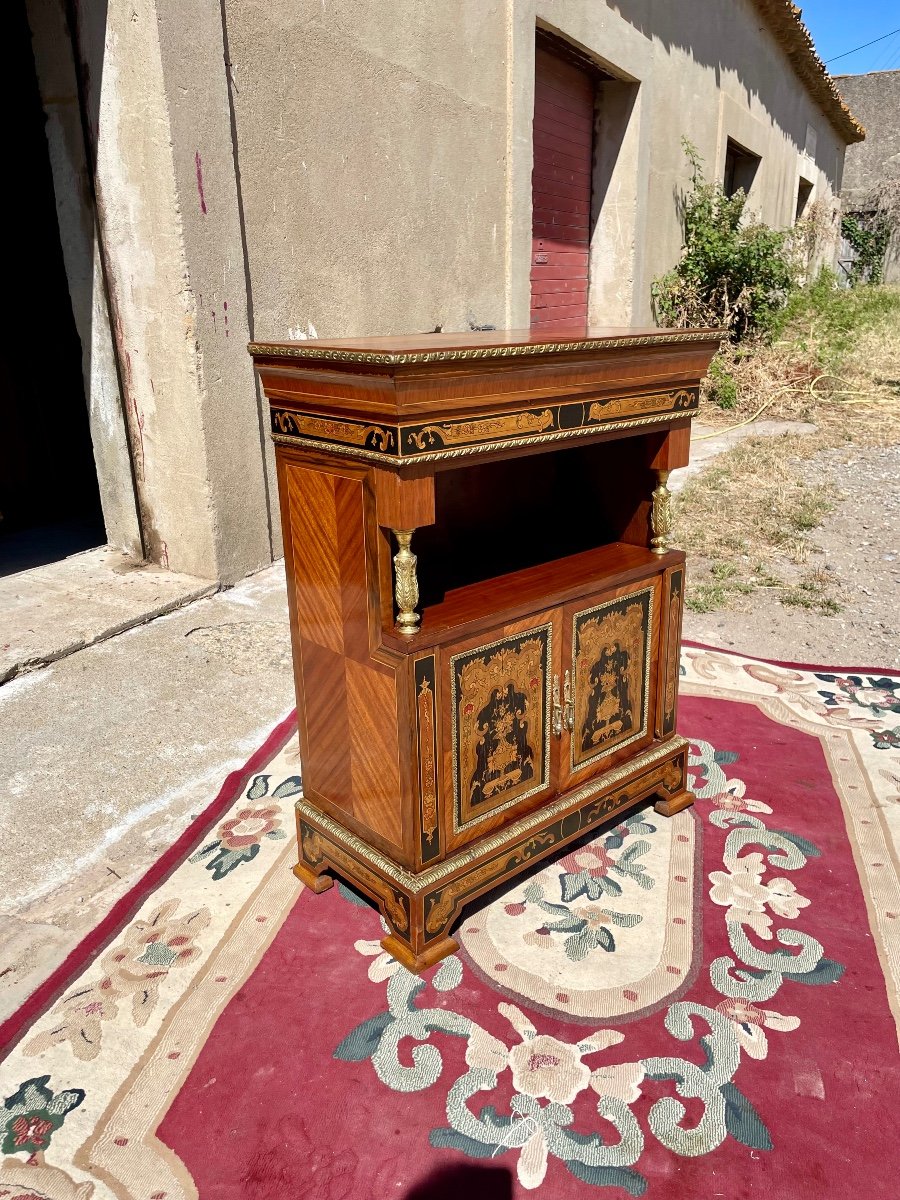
[771,268,900,374]
[705,354,739,409]
[841,214,891,285]
[652,140,800,340]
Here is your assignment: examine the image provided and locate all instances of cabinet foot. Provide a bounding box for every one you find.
[293,861,335,892]
[654,788,695,818]
[381,933,459,975]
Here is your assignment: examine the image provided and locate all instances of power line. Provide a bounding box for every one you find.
[826,26,900,65]
[872,31,900,71]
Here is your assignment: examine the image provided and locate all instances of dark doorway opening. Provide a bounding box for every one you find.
[723,138,761,199]
[796,175,814,221]
[0,4,105,577]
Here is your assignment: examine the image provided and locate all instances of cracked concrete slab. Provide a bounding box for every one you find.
[0,562,295,1022]
[0,547,219,684]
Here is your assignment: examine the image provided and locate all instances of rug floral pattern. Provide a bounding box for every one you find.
[453,801,701,1023]
[334,736,834,1194]
[1,651,898,1200]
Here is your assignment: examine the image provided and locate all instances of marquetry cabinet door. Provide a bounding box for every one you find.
[439,609,561,852]
[559,578,662,791]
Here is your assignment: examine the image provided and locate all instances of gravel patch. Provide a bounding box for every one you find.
[683,442,900,669]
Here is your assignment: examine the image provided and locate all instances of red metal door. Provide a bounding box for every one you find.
[530,47,595,329]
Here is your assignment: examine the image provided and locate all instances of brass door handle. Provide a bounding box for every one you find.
[564,669,575,732]
[552,674,562,737]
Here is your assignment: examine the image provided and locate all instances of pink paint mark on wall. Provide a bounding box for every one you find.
[223,300,229,337]
[195,151,207,214]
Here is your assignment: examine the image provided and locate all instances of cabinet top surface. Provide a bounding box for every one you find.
[249,325,722,365]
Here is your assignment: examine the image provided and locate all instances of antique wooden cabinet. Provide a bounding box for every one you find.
[250,328,720,972]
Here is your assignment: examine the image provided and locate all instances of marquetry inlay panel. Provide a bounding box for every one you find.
[415,656,441,864]
[269,388,698,464]
[450,626,552,833]
[661,568,684,737]
[571,587,653,772]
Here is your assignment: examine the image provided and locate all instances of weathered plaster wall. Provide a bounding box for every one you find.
[222,0,850,344]
[45,0,854,581]
[72,0,272,580]
[222,0,511,339]
[155,0,277,574]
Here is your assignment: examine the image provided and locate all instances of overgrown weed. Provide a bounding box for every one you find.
[655,139,900,615]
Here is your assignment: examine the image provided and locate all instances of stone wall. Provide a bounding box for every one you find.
[834,71,900,283]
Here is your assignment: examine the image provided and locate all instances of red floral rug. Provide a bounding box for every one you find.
[2,646,899,1199]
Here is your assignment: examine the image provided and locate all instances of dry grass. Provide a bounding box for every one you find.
[678,282,900,614]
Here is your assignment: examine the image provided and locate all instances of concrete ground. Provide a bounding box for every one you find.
[0,547,218,685]
[0,563,294,1022]
[684,442,900,669]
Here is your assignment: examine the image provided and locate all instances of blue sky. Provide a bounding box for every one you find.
[800,1,900,75]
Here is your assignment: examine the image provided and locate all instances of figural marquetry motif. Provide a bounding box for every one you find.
[451,628,551,833]
[572,588,653,772]
[586,389,694,422]
[407,409,555,452]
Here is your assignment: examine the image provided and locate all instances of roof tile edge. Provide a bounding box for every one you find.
[754,0,865,142]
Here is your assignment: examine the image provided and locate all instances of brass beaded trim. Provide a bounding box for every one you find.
[250,330,721,366]
[294,735,688,891]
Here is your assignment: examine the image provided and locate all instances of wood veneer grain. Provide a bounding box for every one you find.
[254,327,720,967]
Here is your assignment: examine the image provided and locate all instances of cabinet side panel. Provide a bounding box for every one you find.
[301,638,353,808]
[346,660,403,847]
[335,475,374,663]
[282,456,408,859]
[284,465,344,655]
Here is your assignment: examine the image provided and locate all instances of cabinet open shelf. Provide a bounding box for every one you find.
[386,541,683,651]
[412,439,663,610]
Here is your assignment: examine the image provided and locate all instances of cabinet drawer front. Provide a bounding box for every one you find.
[450,623,553,835]
[571,584,654,773]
